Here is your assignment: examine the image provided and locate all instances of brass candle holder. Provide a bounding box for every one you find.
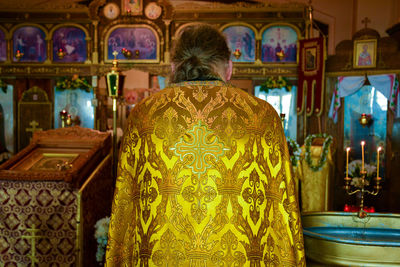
[233,48,242,59]
[344,145,382,218]
[15,50,24,61]
[66,114,73,127]
[276,50,285,61]
[60,109,68,128]
[359,113,372,127]
[57,48,66,59]
[121,48,132,59]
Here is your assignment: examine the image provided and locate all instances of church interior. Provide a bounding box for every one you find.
[1,0,400,266]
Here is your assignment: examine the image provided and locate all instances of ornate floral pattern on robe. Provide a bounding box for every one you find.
[106,80,305,267]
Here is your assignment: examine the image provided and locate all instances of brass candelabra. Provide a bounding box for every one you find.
[344,144,382,218]
[344,171,381,218]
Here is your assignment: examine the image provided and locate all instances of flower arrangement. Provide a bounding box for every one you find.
[55,75,92,92]
[304,133,333,172]
[348,160,377,188]
[287,138,301,167]
[94,216,110,263]
[259,76,292,94]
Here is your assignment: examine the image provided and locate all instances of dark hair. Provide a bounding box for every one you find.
[170,24,231,83]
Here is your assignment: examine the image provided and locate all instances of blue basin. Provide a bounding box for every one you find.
[304,227,400,247]
[302,212,400,266]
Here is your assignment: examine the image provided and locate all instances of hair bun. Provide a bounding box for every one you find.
[171,24,230,83]
[183,56,201,68]
[175,56,210,81]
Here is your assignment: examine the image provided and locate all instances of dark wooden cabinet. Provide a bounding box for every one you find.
[0,126,113,267]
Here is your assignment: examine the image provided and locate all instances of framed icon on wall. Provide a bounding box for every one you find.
[105,26,159,63]
[122,0,142,15]
[104,3,120,20]
[261,24,299,63]
[53,27,87,63]
[353,39,377,68]
[13,26,47,62]
[222,25,256,63]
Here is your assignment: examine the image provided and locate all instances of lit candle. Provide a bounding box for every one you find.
[346,147,350,177]
[377,146,382,178]
[361,141,365,173]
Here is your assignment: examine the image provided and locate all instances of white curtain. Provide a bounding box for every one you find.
[329,74,398,123]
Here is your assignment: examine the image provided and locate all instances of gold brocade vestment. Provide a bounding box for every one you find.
[106,81,305,267]
[300,145,333,212]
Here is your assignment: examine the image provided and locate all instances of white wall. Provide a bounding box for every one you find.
[294,0,400,54]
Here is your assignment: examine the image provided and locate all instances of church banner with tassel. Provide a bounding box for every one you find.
[297,37,325,116]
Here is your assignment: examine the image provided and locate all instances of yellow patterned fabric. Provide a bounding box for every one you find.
[300,145,333,212]
[106,81,305,267]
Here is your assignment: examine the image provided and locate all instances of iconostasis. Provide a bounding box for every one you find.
[0,1,312,157]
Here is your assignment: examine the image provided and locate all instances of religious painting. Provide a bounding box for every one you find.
[353,39,377,68]
[0,29,6,62]
[29,153,78,171]
[305,47,316,70]
[106,26,158,62]
[13,26,46,62]
[54,88,94,129]
[298,37,325,116]
[0,85,14,159]
[222,25,255,63]
[261,25,298,63]
[343,85,386,174]
[53,27,87,63]
[122,0,143,15]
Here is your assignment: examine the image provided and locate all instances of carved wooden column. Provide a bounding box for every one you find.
[255,38,261,65]
[164,19,171,63]
[92,20,99,64]
[45,35,51,64]
[6,32,11,63]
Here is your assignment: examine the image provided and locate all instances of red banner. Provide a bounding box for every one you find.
[297,37,325,116]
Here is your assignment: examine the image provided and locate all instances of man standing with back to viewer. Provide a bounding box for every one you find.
[106,23,305,267]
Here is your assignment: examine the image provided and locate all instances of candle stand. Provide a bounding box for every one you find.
[344,171,381,218]
[344,146,382,218]
[344,145,382,218]
[106,51,125,178]
[60,110,68,128]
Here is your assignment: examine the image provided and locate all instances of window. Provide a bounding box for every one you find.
[254,85,297,140]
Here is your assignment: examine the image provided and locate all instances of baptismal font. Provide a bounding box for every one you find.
[344,141,382,218]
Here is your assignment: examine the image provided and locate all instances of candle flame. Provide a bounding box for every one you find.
[346,147,350,152]
[361,141,365,146]
[378,146,382,152]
